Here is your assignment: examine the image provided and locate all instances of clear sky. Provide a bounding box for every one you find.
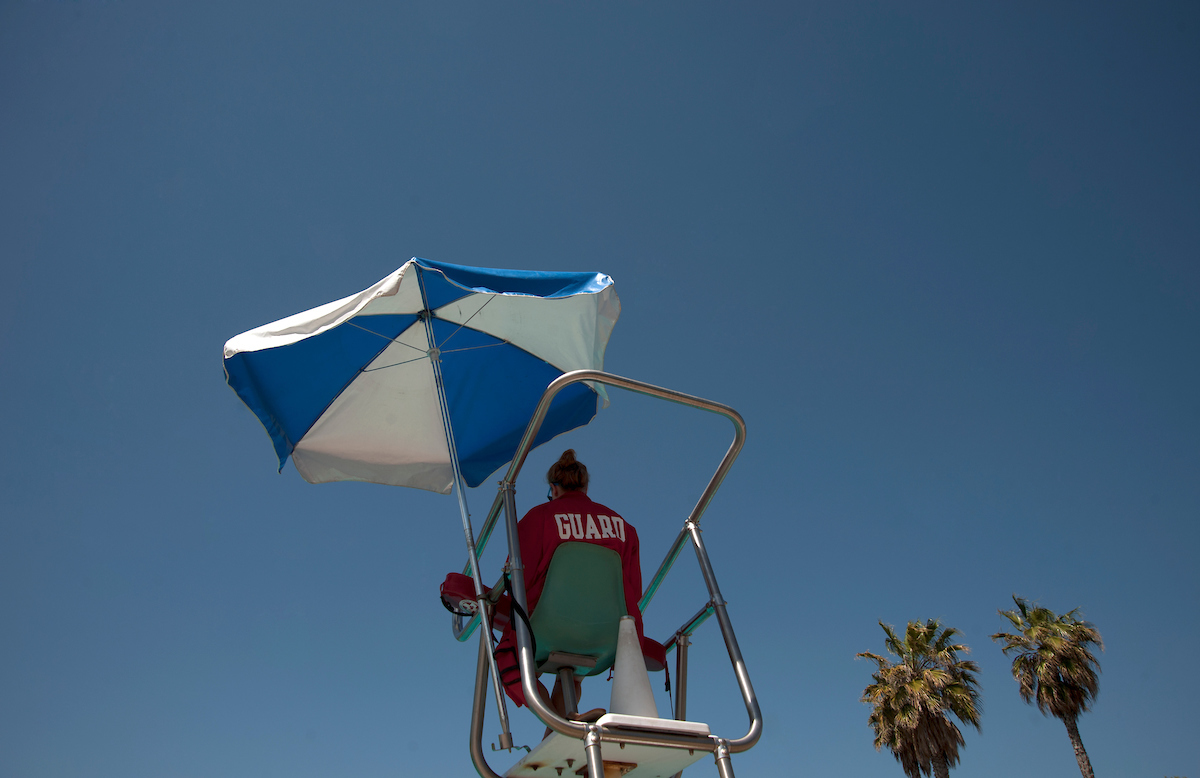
[2,2,1198,777]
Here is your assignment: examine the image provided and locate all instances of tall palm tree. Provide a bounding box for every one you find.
[991,596,1103,778]
[858,620,982,778]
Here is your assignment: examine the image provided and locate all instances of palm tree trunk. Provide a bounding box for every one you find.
[1063,716,1095,778]
[931,754,950,778]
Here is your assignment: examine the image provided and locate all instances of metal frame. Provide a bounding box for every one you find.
[463,369,762,778]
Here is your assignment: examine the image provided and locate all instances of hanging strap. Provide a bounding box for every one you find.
[501,572,538,661]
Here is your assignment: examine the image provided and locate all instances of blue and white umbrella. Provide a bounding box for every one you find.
[223,257,620,494]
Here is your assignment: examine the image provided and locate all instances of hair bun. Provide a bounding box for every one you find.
[547,449,588,491]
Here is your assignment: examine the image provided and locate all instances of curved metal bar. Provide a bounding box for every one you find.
[469,370,759,756]
[499,370,746,503]
[457,369,746,637]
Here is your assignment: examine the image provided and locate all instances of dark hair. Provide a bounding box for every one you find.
[547,449,588,492]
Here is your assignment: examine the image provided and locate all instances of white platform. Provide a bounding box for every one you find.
[505,716,711,778]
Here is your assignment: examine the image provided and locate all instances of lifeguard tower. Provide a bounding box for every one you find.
[452,370,762,778]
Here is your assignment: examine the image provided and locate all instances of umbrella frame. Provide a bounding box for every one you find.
[458,369,762,778]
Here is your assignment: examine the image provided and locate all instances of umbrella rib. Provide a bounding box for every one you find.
[360,354,430,372]
[439,342,508,355]
[436,294,498,349]
[432,295,572,373]
[346,321,427,351]
[339,322,432,372]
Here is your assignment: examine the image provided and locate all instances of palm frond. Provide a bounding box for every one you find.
[990,596,1103,721]
[858,619,983,778]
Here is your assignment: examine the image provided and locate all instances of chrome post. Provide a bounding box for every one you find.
[687,521,762,753]
[674,632,690,722]
[583,724,605,778]
[469,624,505,778]
[668,631,692,778]
[713,738,735,778]
[558,667,579,716]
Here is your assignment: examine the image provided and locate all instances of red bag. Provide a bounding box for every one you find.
[439,572,513,632]
[439,573,478,616]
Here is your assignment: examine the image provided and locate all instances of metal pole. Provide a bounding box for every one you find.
[558,667,579,717]
[453,492,506,642]
[469,625,505,778]
[713,738,736,778]
[668,631,691,778]
[583,725,605,778]
[674,632,690,722]
[687,521,762,753]
[418,297,512,746]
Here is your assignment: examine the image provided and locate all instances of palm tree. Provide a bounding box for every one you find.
[991,596,1103,778]
[858,620,982,778]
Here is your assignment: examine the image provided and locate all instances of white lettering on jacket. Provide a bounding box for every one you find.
[554,512,625,542]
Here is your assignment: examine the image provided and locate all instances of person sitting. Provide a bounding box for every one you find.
[493,449,645,724]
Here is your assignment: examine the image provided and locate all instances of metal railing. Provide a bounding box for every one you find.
[463,370,762,778]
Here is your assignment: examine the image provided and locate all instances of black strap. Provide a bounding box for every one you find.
[499,572,537,664]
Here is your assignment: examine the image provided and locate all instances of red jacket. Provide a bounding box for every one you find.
[517,490,644,642]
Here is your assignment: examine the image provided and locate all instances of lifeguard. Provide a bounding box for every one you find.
[493,449,645,722]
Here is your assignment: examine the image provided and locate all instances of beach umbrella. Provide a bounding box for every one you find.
[222,257,620,494]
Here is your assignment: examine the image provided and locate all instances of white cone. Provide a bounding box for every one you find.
[609,616,658,718]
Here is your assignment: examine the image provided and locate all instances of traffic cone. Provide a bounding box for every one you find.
[609,616,658,718]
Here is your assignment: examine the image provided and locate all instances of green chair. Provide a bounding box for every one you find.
[527,542,626,714]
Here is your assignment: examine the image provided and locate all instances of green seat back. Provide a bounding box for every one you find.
[528,542,626,677]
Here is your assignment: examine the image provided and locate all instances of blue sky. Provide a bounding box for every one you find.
[2,2,1197,777]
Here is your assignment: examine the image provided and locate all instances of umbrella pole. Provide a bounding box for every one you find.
[423,321,514,749]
